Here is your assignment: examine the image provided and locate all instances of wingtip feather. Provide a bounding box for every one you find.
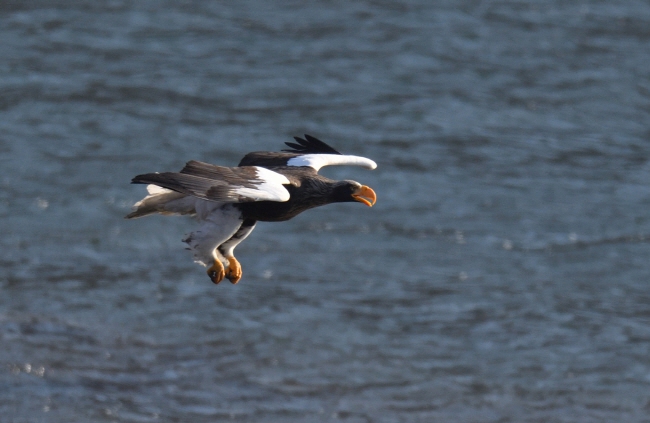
[281,134,342,155]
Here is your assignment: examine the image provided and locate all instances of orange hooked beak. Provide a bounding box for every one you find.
[351,185,377,207]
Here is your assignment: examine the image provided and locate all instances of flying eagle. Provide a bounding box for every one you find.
[126,135,377,284]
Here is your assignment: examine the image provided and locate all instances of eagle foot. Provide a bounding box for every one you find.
[225,257,242,284]
[207,259,225,284]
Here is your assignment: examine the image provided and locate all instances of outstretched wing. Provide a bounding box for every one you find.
[240,134,377,173]
[131,161,290,203]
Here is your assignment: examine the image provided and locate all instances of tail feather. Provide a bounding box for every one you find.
[126,185,195,219]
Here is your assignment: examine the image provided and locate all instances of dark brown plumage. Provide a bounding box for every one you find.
[127,135,376,285]
[237,167,364,222]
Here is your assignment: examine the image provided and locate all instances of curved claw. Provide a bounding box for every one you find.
[207,259,225,284]
[225,257,242,284]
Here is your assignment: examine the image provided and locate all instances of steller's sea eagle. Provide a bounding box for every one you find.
[127,135,377,285]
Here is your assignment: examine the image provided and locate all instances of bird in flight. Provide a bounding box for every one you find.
[127,135,377,285]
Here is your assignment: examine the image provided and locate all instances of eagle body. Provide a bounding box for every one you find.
[127,135,377,284]
[237,168,362,222]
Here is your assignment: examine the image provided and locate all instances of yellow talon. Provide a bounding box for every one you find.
[207,259,225,284]
[225,257,242,284]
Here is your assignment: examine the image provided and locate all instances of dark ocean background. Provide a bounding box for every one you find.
[2,1,650,422]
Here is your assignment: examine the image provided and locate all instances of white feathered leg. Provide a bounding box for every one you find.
[217,219,257,284]
[183,204,243,284]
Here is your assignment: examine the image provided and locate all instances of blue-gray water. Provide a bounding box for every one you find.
[2,1,650,422]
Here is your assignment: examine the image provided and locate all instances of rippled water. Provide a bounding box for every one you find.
[2,1,650,422]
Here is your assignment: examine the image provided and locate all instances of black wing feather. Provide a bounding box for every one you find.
[180,160,256,188]
[238,152,298,167]
[131,172,234,202]
[284,142,306,151]
[131,163,269,203]
[282,134,341,154]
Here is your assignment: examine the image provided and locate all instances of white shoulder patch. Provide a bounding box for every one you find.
[287,154,377,172]
[230,166,290,202]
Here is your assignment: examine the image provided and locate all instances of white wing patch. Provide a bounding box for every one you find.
[232,166,291,202]
[287,154,377,172]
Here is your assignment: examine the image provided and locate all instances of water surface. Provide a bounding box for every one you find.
[2,1,650,422]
